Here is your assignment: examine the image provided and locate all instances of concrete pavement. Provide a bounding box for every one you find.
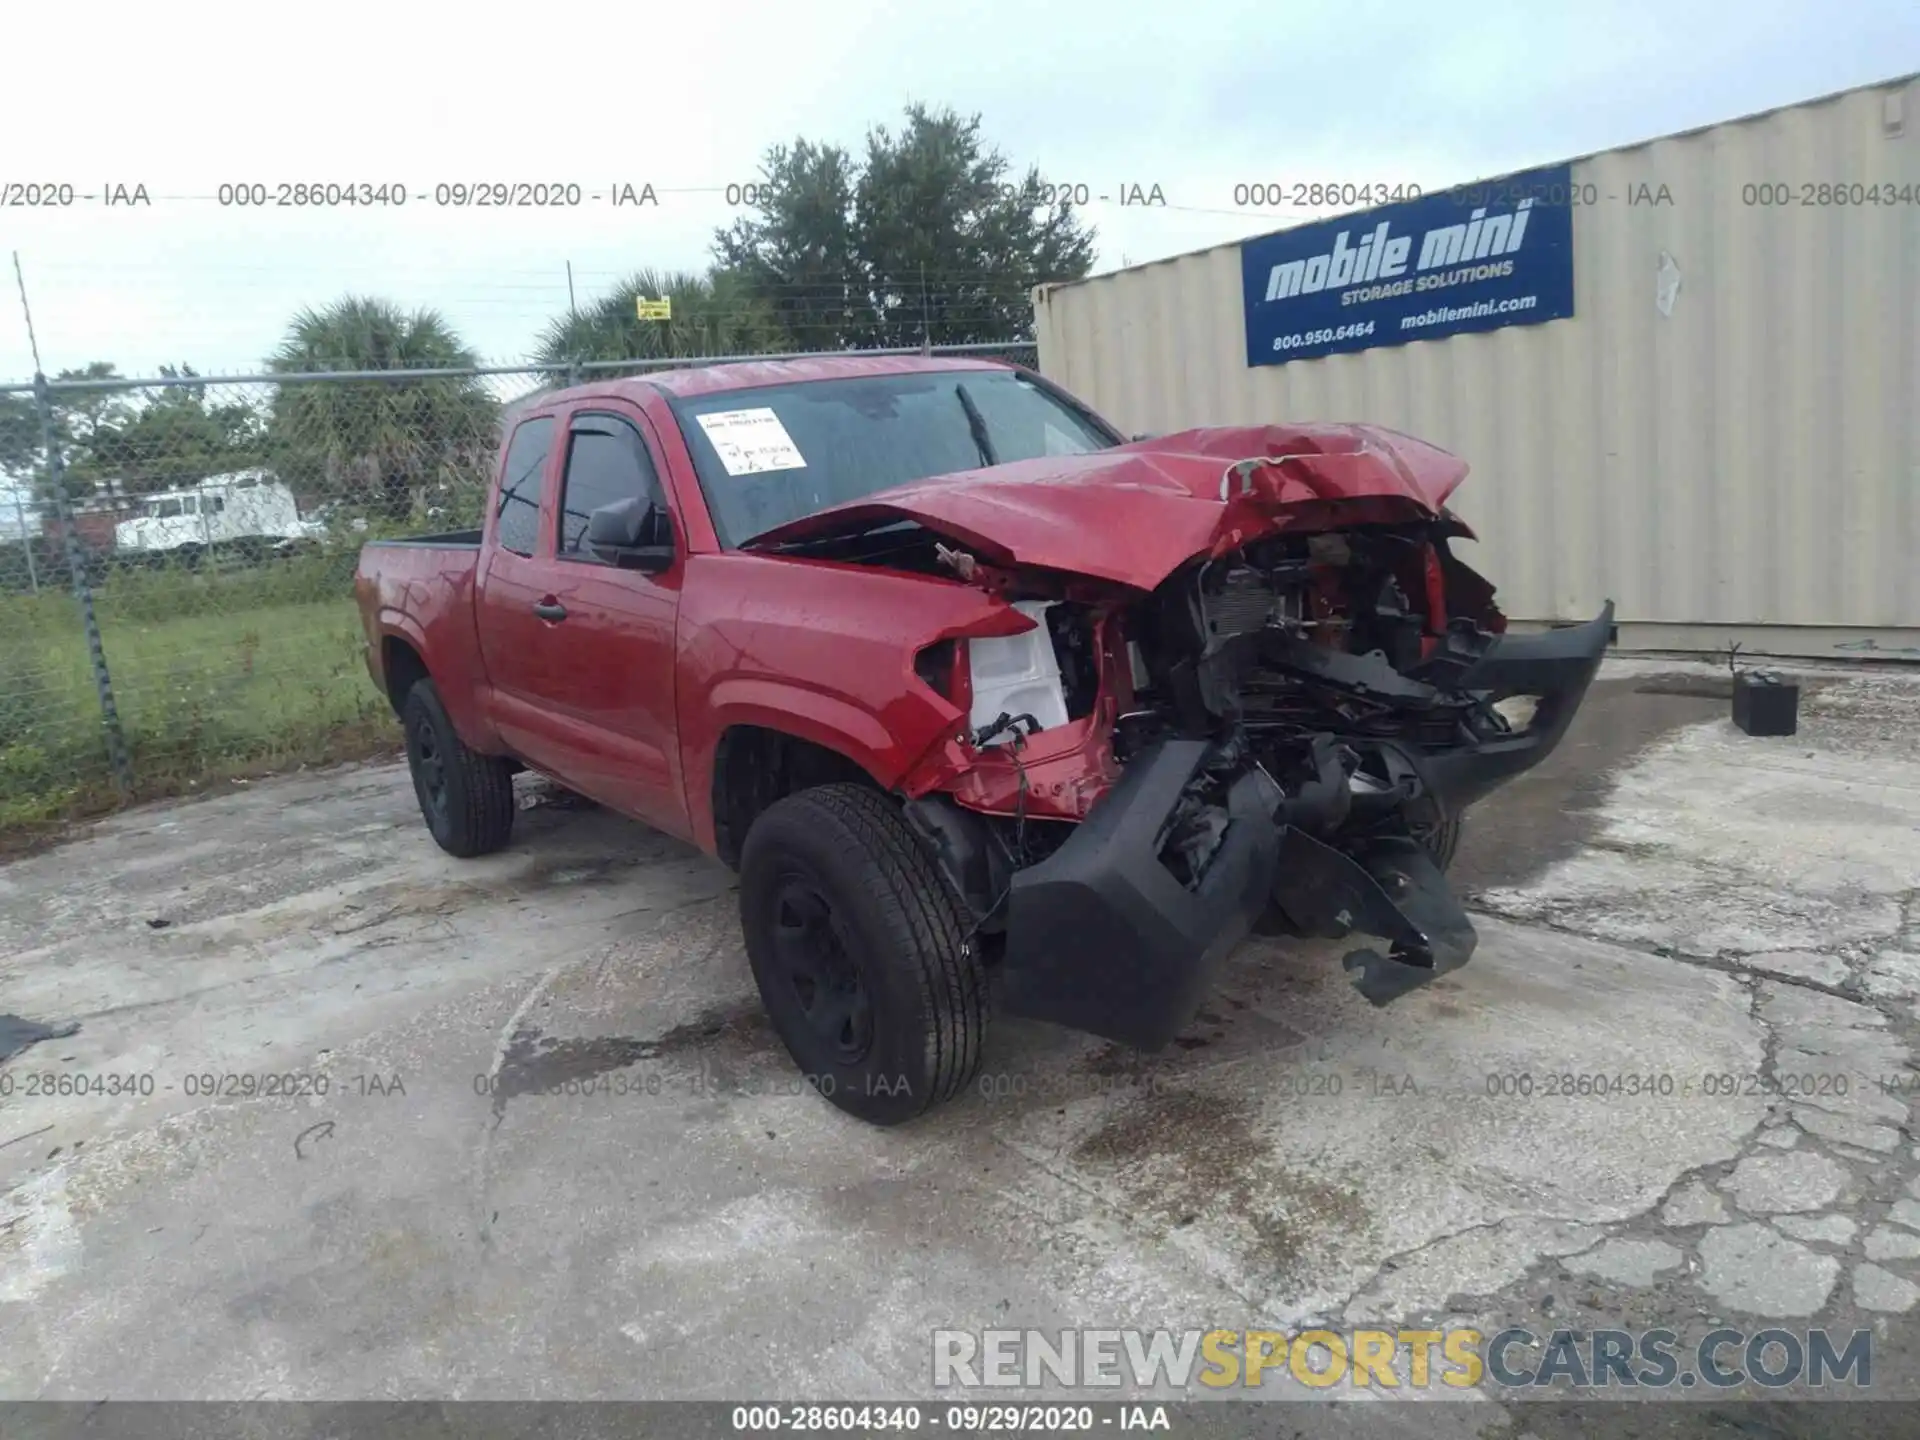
[2,659,1917,1431]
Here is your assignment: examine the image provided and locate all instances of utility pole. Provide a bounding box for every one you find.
[565,261,581,387]
[13,251,132,795]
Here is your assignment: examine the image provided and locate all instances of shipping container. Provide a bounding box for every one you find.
[1033,75,1920,659]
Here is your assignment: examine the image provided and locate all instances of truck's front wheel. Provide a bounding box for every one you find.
[401,679,516,857]
[1422,815,1463,871]
[739,784,987,1126]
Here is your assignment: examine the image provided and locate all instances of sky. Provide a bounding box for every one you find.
[0,0,1915,387]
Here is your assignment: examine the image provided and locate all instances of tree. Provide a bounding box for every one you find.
[264,298,498,522]
[533,268,785,375]
[31,363,136,504]
[715,105,1097,350]
[0,394,41,551]
[0,392,40,483]
[713,140,864,351]
[83,366,268,496]
[0,364,136,507]
[0,365,267,587]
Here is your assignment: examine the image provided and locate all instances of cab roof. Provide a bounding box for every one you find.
[542,353,1018,407]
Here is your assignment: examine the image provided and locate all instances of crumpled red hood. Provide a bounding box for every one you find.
[741,422,1472,589]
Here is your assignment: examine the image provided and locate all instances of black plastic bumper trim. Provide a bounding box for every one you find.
[999,740,1278,1051]
[1420,600,1615,814]
[993,601,1613,1048]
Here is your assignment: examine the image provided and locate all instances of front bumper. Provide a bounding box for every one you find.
[999,739,1278,1050]
[1419,601,1616,814]
[996,602,1613,1049]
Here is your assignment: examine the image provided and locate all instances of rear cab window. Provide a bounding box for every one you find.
[495,417,555,556]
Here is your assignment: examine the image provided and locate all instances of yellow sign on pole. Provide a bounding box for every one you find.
[635,297,672,320]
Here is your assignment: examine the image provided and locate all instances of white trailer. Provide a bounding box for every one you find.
[114,472,324,558]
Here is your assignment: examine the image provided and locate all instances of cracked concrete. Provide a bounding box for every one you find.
[1775,1213,1858,1246]
[1853,1262,1920,1312]
[1661,1181,1729,1227]
[1698,1224,1842,1315]
[1862,1225,1920,1261]
[1569,1238,1684,1287]
[1722,1151,1851,1213]
[1,659,1919,1429]
[1435,659,1920,1429]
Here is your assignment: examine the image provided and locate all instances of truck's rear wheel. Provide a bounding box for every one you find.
[739,783,987,1126]
[401,679,515,857]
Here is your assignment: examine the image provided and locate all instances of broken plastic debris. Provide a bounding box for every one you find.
[935,543,978,580]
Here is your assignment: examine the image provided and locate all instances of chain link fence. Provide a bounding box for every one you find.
[0,342,1039,835]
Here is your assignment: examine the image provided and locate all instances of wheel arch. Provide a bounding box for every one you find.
[709,723,886,870]
[381,633,431,714]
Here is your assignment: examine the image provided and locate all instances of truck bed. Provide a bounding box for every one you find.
[354,536,488,735]
[362,529,484,548]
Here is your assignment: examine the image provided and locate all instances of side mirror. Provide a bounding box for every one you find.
[587,496,675,572]
[1130,432,1159,443]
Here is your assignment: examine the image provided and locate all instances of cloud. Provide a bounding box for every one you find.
[0,0,1911,379]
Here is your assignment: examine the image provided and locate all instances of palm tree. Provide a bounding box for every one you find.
[533,268,786,378]
[265,298,499,524]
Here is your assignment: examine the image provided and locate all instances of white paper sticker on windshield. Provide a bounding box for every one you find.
[695,407,806,476]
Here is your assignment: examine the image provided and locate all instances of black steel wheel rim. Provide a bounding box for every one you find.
[410,713,449,824]
[769,872,873,1064]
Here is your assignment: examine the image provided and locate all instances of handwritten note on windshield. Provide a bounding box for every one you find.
[695,408,807,476]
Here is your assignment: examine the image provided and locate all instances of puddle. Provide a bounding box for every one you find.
[489,1003,777,1118]
[0,1014,80,1065]
[1450,675,1730,894]
[1071,1086,1369,1273]
[515,856,641,889]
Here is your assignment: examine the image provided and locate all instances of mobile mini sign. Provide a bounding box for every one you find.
[1240,163,1577,366]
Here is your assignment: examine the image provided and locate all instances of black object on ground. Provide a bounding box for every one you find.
[1733,670,1800,737]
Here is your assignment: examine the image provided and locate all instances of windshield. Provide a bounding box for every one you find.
[664,369,1119,547]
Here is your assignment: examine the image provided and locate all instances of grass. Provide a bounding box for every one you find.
[0,553,401,843]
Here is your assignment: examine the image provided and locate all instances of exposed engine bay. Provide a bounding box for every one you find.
[1121,521,1505,879]
[900,516,1613,1046]
[749,420,1615,1051]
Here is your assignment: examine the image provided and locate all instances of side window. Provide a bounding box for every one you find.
[495,417,554,557]
[557,417,665,558]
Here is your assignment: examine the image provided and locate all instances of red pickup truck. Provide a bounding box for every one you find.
[356,355,1611,1124]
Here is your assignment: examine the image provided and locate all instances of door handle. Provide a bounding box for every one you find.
[532,600,568,622]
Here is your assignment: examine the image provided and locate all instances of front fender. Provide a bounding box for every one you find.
[702,678,903,774]
[689,680,941,860]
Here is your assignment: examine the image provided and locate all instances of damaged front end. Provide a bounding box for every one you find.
[905,513,1613,1051]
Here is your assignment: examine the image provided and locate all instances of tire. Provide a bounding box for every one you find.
[1423,815,1463,872]
[738,783,987,1126]
[401,678,516,857]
